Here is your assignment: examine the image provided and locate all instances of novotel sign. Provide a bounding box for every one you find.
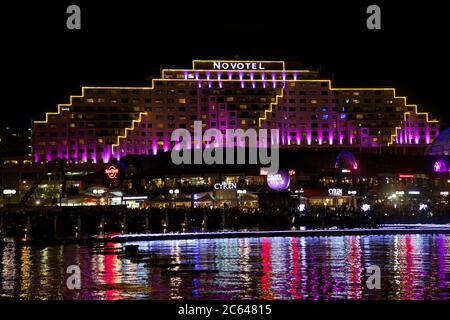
[193,60,285,71]
[213,62,265,70]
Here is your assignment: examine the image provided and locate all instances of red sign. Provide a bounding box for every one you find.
[399,174,415,179]
[288,169,296,176]
[105,165,119,179]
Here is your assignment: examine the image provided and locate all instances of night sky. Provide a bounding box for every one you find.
[3,0,449,130]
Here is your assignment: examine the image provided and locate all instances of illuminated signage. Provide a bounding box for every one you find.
[267,170,290,190]
[123,196,148,201]
[193,60,285,71]
[399,174,415,178]
[288,169,296,176]
[105,165,119,180]
[214,182,237,190]
[328,188,343,196]
[213,62,265,70]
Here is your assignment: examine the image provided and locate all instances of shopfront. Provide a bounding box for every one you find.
[302,187,358,208]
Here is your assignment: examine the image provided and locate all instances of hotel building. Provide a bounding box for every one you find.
[32,60,439,163]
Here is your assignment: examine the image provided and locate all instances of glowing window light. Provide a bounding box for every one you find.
[408,191,420,195]
[395,191,405,195]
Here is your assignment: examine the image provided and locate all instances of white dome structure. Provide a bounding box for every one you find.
[425,128,450,156]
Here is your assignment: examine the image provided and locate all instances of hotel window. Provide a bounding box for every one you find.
[178,98,186,104]
[86,98,94,103]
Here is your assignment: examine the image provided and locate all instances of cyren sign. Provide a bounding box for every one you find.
[328,188,343,196]
[214,182,237,190]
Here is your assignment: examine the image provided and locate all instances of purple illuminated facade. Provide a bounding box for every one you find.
[32,60,439,163]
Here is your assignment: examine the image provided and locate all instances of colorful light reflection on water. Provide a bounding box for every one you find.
[0,234,449,300]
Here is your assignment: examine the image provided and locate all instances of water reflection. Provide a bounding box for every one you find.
[0,234,449,300]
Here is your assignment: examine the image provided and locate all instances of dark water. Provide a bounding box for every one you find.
[1,234,449,300]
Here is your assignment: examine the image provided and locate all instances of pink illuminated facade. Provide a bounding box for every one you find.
[32,60,439,163]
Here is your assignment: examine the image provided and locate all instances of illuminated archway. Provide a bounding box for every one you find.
[433,156,450,173]
[335,150,358,171]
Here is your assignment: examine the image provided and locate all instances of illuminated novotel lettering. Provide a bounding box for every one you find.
[105,165,119,179]
[213,62,265,70]
[328,188,343,196]
[214,182,237,190]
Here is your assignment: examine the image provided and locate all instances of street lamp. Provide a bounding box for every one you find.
[3,189,17,205]
[3,189,17,195]
[237,189,247,207]
[169,189,179,208]
[93,188,105,195]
